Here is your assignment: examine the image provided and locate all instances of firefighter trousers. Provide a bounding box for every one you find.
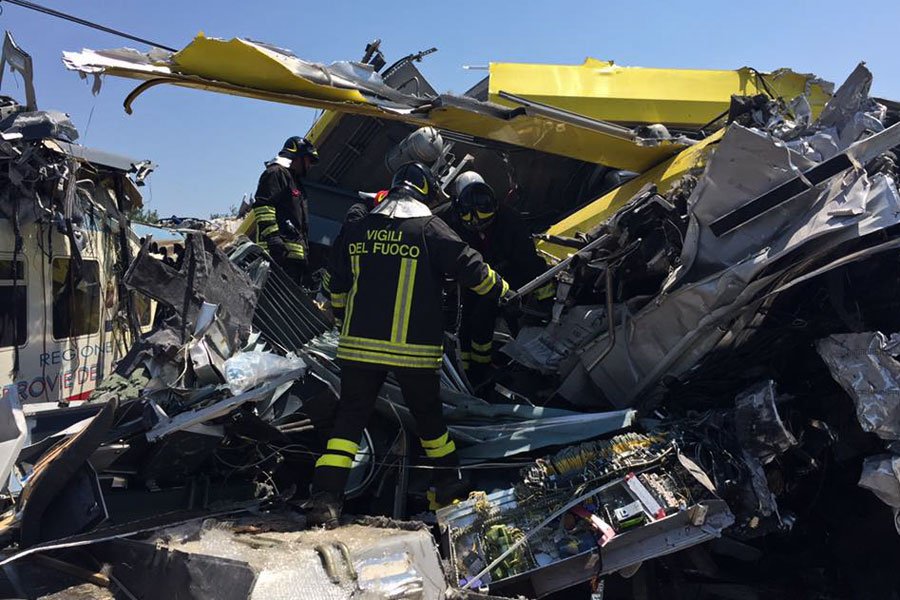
[459,289,498,384]
[269,242,308,286]
[312,364,459,496]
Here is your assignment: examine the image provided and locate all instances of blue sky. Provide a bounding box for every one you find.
[3,0,900,217]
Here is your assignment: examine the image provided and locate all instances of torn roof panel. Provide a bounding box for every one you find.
[424,95,685,171]
[44,139,153,174]
[61,35,836,192]
[62,35,692,171]
[170,35,374,104]
[489,58,833,127]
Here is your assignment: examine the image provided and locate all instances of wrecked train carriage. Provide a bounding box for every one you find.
[528,63,900,411]
[0,33,155,408]
[62,36,832,262]
[499,64,900,595]
[56,35,900,598]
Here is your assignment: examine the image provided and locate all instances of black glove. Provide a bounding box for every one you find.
[283,220,301,238]
[499,289,522,320]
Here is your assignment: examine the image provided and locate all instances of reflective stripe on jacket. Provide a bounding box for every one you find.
[330,194,507,370]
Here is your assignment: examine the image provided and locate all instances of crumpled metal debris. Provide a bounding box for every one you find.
[859,454,900,535]
[0,394,26,494]
[11,32,900,599]
[734,380,798,464]
[125,232,258,346]
[859,454,900,508]
[117,232,259,387]
[546,64,900,409]
[816,332,900,440]
[0,109,78,142]
[501,305,611,375]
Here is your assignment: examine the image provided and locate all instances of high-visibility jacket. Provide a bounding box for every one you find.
[330,192,508,371]
[252,158,309,261]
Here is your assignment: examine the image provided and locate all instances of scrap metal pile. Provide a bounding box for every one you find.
[1,33,899,599]
[495,64,900,597]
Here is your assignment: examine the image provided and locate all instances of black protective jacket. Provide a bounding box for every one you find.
[330,192,507,371]
[434,203,550,293]
[252,160,309,261]
[322,191,387,295]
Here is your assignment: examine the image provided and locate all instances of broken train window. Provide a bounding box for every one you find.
[52,258,101,340]
[0,259,26,349]
[132,291,154,328]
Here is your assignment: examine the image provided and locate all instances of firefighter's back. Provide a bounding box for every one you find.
[336,213,445,371]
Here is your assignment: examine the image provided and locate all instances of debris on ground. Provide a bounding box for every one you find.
[2,31,900,599]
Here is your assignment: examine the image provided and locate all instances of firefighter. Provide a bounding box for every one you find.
[307,162,512,528]
[252,136,319,284]
[435,172,554,385]
[320,189,389,300]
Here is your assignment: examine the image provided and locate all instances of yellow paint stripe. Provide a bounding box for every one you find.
[540,130,723,259]
[488,59,832,128]
[237,212,255,235]
[173,36,370,104]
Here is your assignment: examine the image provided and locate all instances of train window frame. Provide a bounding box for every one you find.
[0,259,26,349]
[51,257,102,341]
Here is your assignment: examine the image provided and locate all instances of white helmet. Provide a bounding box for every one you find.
[451,171,485,198]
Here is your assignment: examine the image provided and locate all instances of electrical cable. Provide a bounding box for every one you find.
[0,0,178,51]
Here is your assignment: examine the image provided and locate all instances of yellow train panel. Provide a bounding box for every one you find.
[489,59,832,127]
[539,130,725,259]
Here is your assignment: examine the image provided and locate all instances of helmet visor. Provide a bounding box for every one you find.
[457,187,495,215]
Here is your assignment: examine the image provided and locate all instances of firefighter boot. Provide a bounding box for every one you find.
[428,468,473,509]
[306,491,343,529]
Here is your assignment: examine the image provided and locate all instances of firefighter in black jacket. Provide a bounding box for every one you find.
[435,172,554,384]
[253,136,319,283]
[320,189,389,299]
[307,163,512,528]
